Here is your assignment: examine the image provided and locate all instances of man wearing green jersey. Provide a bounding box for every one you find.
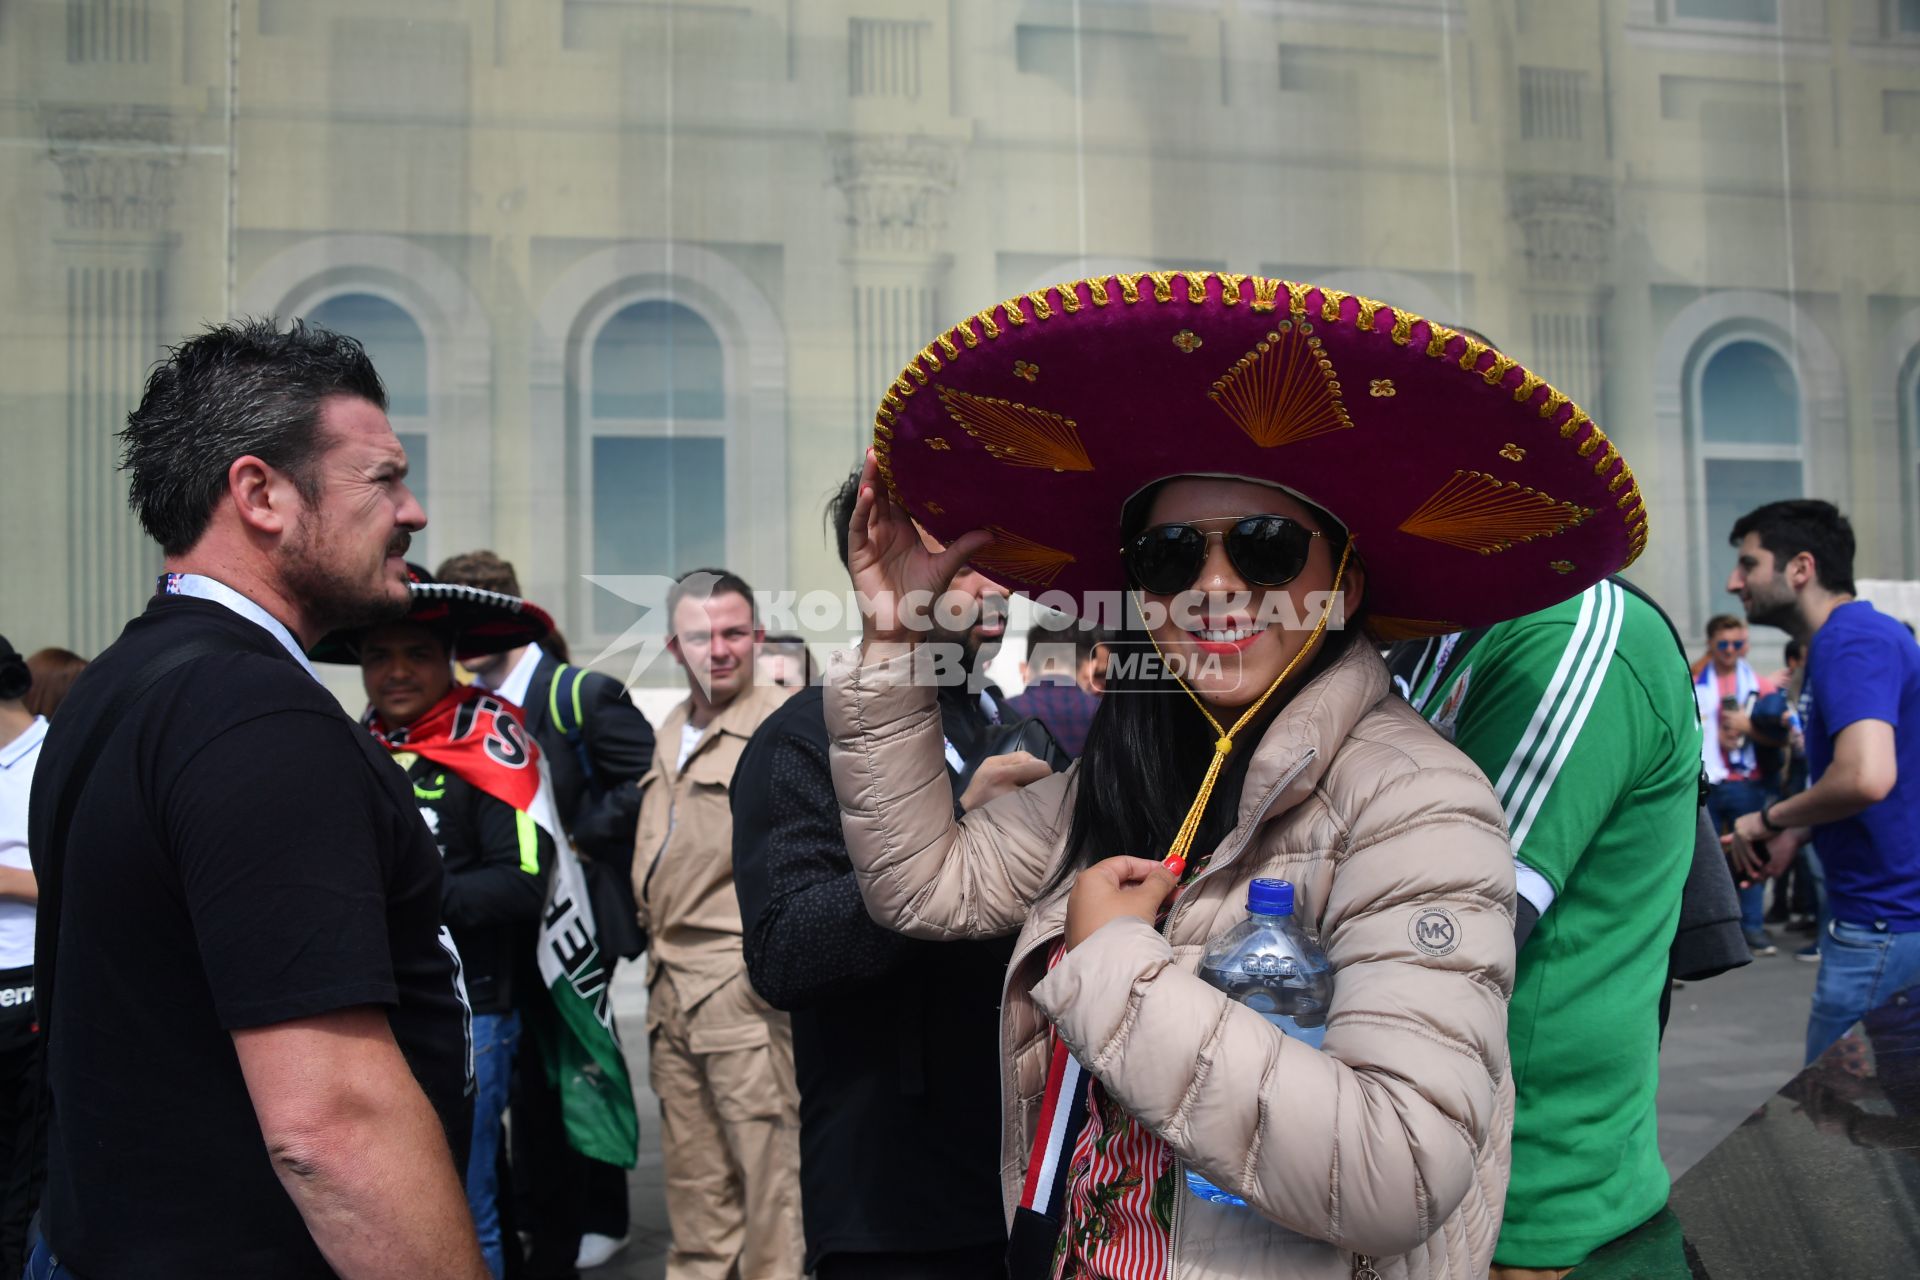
[1391,577,1701,1276]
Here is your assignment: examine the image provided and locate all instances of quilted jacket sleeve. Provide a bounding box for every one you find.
[824,645,1073,941]
[1030,761,1515,1257]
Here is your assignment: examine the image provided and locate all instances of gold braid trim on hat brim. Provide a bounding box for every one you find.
[869,272,1646,567]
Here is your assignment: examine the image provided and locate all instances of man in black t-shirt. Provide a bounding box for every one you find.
[26,320,487,1279]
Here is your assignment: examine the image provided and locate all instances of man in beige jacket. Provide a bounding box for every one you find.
[633,569,800,1280]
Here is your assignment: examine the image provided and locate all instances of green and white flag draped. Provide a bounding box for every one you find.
[388,687,640,1168]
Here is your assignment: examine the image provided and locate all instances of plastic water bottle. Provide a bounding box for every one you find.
[1186,878,1333,1208]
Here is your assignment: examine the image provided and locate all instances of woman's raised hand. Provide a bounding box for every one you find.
[847,449,994,645]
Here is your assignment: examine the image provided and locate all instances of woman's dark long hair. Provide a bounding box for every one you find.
[1054,485,1365,891]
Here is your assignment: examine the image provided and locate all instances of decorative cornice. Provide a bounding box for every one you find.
[43,105,182,233]
[828,133,962,255]
[1508,174,1614,286]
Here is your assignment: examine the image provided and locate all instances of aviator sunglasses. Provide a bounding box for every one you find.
[1122,514,1328,595]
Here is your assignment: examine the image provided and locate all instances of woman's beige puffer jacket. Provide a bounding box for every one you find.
[824,638,1517,1280]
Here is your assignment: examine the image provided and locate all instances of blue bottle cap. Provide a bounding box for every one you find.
[1247,878,1293,916]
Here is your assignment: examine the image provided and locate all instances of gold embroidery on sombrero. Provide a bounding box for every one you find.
[1116,274,1146,304]
[1182,273,1208,304]
[972,526,1076,588]
[1217,273,1247,305]
[1172,330,1203,354]
[1209,326,1353,449]
[1480,352,1520,387]
[1355,296,1383,331]
[926,437,950,451]
[1249,277,1282,312]
[1013,361,1039,382]
[1088,278,1111,307]
[1319,288,1347,323]
[924,500,944,515]
[934,385,1093,472]
[938,334,959,360]
[1551,561,1575,574]
[1389,309,1415,346]
[1286,281,1313,317]
[1512,371,1544,403]
[1055,283,1083,314]
[1026,291,1054,321]
[1499,443,1525,462]
[1398,471,1592,554]
[956,321,980,349]
[1369,379,1397,398]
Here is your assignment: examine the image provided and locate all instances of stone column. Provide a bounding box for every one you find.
[1508,174,1615,422]
[829,133,962,450]
[45,105,182,654]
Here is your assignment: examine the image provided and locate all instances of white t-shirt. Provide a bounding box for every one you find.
[677,722,704,772]
[0,717,48,971]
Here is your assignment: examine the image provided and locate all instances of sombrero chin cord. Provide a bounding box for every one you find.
[1138,539,1352,880]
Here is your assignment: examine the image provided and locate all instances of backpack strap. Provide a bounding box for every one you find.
[545,663,597,790]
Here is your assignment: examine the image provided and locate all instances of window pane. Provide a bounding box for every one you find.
[305,293,428,417]
[1674,0,1777,21]
[1700,341,1800,445]
[591,436,726,634]
[1903,0,1920,32]
[591,300,724,421]
[395,431,428,565]
[1705,458,1803,606]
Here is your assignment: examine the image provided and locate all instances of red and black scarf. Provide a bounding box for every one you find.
[368,684,543,814]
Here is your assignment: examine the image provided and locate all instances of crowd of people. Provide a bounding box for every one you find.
[0,278,1916,1280]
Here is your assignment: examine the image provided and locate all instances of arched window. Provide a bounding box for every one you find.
[584,298,730,634]
[305,292,432,555]
[1695,338,1804,610]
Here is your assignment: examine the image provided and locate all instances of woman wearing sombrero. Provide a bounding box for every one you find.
[823,273,1647,1280]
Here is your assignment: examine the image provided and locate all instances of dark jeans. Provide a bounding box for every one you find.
[816,1243,1009,1280]
[1706,778,1769,933]
[468,1010,521,1280]
[0,968,41,1280]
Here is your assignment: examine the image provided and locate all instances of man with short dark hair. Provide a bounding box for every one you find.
[634,569,802,1280]
[1006,618,1100,758]
[1725,499,1920,1061]
[434,548,655,1274]
[27,319,485,1279]
[1696,612,1780,956]
[732,468,1058,1280]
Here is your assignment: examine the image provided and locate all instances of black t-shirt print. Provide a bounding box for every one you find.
[27,595,473,1279]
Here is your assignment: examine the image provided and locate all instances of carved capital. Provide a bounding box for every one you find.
[1508,174,1614,285]
[44,106,182,233]
[828,134,962,255]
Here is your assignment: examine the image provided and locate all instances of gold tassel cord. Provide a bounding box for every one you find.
[1138,540,1353,879]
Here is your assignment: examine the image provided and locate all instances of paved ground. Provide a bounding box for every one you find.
[579,937,1821,1279]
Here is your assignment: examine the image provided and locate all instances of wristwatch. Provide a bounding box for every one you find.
[1760,805,1785,834]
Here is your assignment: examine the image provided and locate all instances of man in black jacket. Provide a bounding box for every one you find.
[730,470,1060,1280]
[360,618,556,1280]
[436,550,654,1275]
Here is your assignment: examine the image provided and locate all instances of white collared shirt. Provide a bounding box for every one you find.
[0,717,48,970]
[483,645,544,711]
[161,573,318,681]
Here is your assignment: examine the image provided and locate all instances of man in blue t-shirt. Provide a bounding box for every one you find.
[1724,500,1920,1062]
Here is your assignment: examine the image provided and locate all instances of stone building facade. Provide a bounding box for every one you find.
[3,0,1918,679]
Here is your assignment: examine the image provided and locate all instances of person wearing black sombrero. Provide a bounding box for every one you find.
[320,568,639,1280]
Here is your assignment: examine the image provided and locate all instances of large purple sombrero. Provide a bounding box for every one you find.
[871,271,1646,642]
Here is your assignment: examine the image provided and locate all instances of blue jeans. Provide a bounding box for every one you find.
[467,1010,522,1280]
[1706,778,1769,933]
[1806,920,1920,1064]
